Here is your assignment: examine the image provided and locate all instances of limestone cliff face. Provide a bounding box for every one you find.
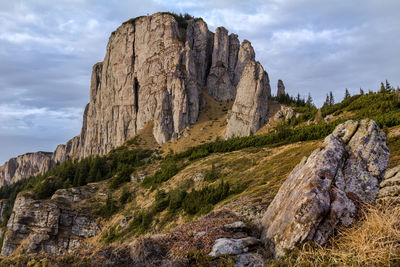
[225,61,270,138]
[0,13,272,185]
[0,152,53,187]
[55,12,271,161]
[1,186,99,256]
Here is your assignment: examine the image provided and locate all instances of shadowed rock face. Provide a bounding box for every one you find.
[0,152,53,187]
[1,186,99,256]
[261,119,390,258]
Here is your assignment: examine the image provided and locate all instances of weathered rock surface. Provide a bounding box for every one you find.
[0,152,53,187]
[273,105,295,121]
[378,165,400,204]
[234,253,266,267]
[225,61,271,138]
[44,12,271,162]
[261,119,390,257]
[1,186,99,256]
[277,79,285,96]
[209,237,260,257]
[0,199,8,223]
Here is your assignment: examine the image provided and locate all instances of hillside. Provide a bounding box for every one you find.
[0,87,400,265]
[0,12,400,267]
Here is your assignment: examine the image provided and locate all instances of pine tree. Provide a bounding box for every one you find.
[324,94,330,106]
[344,88,350,99]
[306,93,313,106]
[380,82,386,93]
[329,91,335,105]
[385,80,393,92]
[359,88,364,95]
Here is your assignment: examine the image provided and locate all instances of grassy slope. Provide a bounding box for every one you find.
[2,90,400,265]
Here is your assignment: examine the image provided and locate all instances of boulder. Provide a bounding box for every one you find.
[209,237,260,257]
[261,119,390,257]
[1,187,99,256]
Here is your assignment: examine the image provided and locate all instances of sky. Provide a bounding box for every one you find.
[0,0,399,164]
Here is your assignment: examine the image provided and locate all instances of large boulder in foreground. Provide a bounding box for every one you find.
[261,119,390,257]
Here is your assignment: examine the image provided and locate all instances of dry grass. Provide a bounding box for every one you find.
[271,200,400,266]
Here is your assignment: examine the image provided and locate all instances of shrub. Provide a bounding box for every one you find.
[204,164,220,182]
[128,210,154,235]
[142,159,181,187]
[182,180,232,215]
[167,189,186,212]
[95,193,119,218]
[101,225,120,244]
[153,190,169,212]
[119,186,132,205]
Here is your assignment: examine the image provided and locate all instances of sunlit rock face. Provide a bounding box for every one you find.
[0,152,53,187]
[54,12,271,161]
[261,119,390,258]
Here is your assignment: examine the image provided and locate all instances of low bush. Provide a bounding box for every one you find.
[142,159,181,188]
[119,186,133,205]
[95,193,119,218]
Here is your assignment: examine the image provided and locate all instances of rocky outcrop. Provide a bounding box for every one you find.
[0,199,8,223]
[48,13,271,161]
[377,165,400,204]
[0,152,53,187]
[0,13,272,186]
[277,79,285,96]
[225,61,271,138]
[261,119,390,257]
[1,185,99,256]
[273,105,296,121]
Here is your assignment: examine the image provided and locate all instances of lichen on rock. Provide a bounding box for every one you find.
[260,119,390,257]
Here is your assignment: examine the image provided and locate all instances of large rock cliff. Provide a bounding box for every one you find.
[0,152,53,187]
[0,13,271,188]
[55,12,271,161]
[1,185,99,256]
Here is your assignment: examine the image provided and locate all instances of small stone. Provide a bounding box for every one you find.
[209,237,260,257]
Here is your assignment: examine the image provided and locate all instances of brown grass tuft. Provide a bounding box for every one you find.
[271,200,400,266]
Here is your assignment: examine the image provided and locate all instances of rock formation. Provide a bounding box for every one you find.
[261,119,390,257]
[273,105,296,122]
[0,199,8,223]
[0,13,272,186]
[1,186,99,256]
[55,12,271,160]
[0,152,53,187]
[378,165,400,204]
[277,79,285,96]
[225,61,270,138]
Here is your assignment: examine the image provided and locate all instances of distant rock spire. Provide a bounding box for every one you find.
[277,79,285,96]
